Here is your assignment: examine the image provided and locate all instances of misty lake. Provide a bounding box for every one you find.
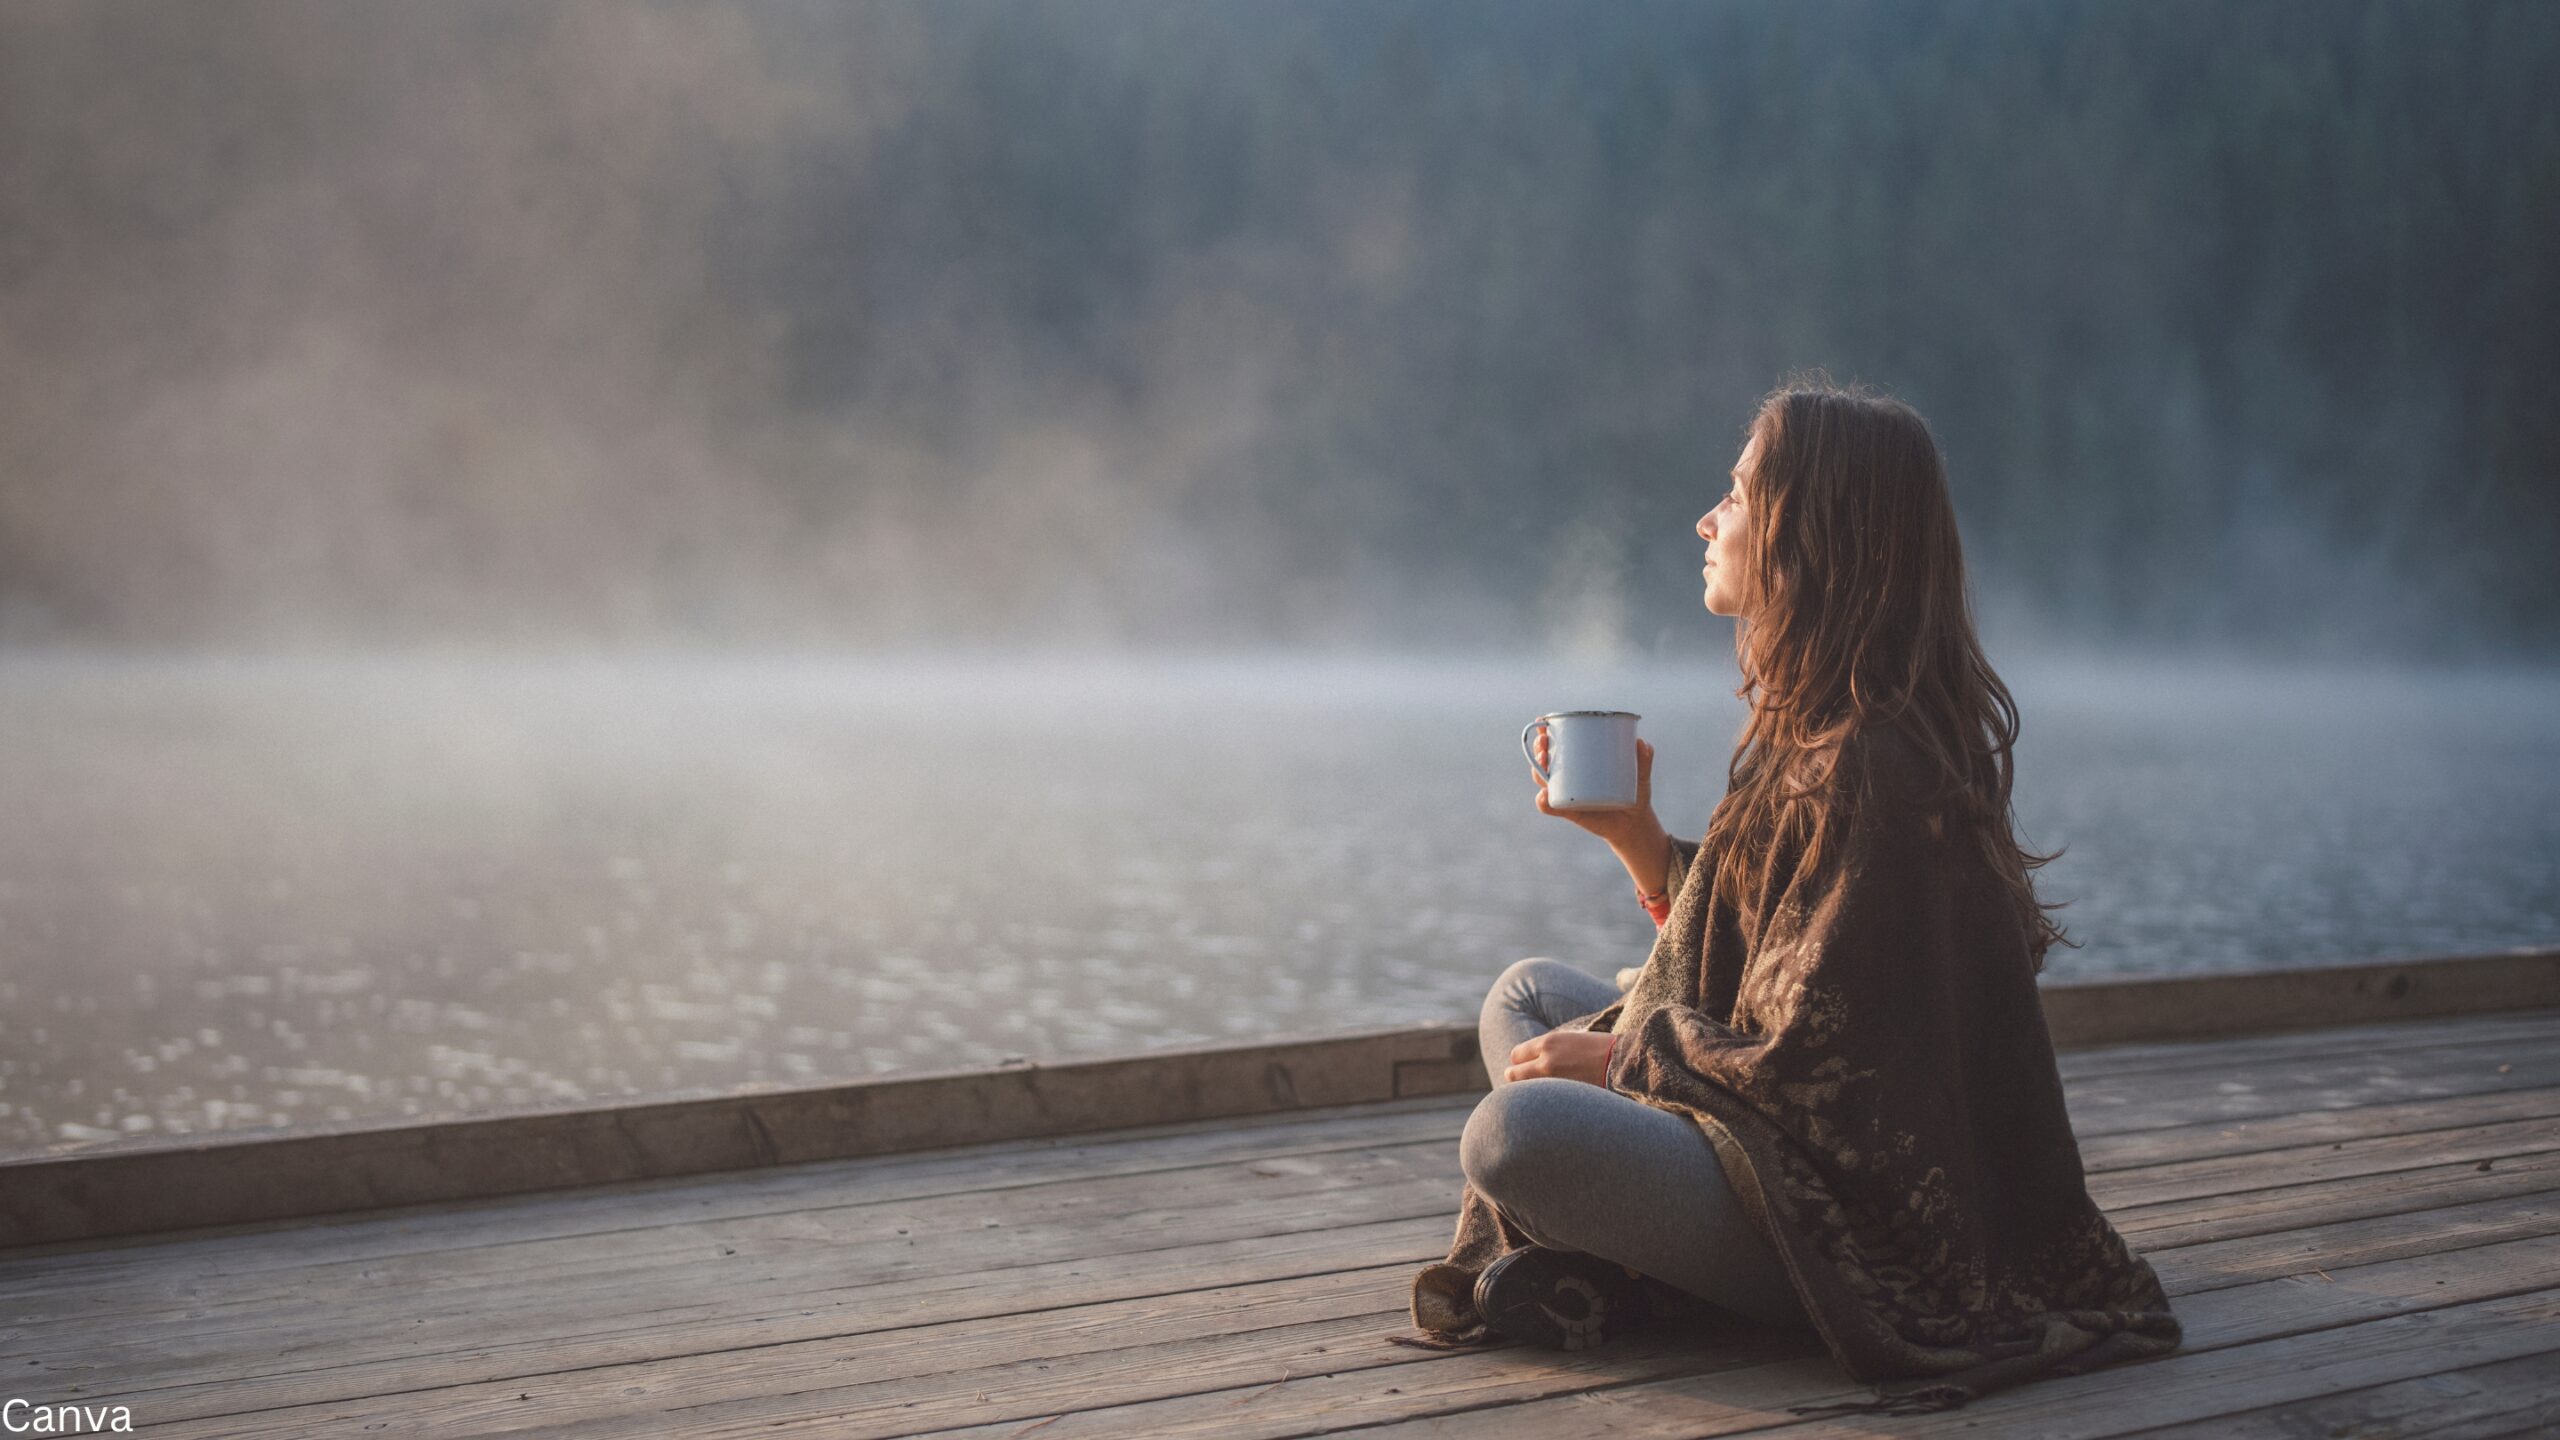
[3,652,2555,1157]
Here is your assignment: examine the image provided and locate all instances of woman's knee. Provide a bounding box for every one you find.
[1483,955,1565,1010]
[1459,1077,1590,1199]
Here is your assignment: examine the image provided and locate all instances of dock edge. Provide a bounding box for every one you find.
[4,946,2554,1247]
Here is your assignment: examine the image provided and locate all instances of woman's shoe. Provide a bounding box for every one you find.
[1471,1246,1654,1350]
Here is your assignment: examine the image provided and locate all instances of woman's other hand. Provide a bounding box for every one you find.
[1504,1029,1615,1086]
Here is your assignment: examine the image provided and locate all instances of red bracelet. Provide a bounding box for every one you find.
[1636,834,1680,929]
[1634,877,1672,929]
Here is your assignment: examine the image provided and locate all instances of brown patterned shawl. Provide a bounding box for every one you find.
[1400,723,2183,1416]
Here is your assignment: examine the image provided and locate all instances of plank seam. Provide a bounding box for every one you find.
[2098,1343,2560,1439]
[1083,1276,2560,1440]
[2083,1088,2560,1172]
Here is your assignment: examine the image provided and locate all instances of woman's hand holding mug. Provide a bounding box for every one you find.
[1530,729,1659,844]
[1526,720,1679,902]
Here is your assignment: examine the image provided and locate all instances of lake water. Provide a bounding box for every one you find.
[2,651,2554,1157]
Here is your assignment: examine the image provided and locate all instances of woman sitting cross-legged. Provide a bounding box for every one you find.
[1399,374,2183,1419]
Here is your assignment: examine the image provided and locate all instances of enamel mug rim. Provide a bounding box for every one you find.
[1521,710,1642,794]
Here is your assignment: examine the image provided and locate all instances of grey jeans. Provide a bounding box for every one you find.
[1466,956,1814,1332]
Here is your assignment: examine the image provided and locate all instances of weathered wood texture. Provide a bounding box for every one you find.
[6,947,2555,1245]
[3,1004,2556,1437]
[2038,947,2560,1048]
[0,1023,1485,1246]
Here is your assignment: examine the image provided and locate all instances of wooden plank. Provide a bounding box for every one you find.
[19,1061,2553,1413]
[6,954,2553,1245]
[12,1124,1464,1314]
[18,1203,1462,1415]
[1765,1288,2560,1438]
[35,1060,2519,1332]
[170,1309,1460,1440]
[2055,1005,2560,1081]
[2108,1348,2560,1438]
[50,1122,2559,1435]
[24,1009,2519,1311]
[1139,1239,2560,1440]
[40,1019,2519,1311]
[27,1076,2528,1360]
[765,1324,1795,1440]
[1440,1291,2560,1440]
[10,1019,2539,1322]
[115,1265,1433,1440]
[18,998,2528,1277]
[0,1022,1487,1247]
[2082,1086,2560,1173]
[709,1196,2538,1440]
[888,1242,2560,1439]
[0,1095,1475,1285]
[952,1209,2549,1434]
[23,1047,2537,1321]
[22,1160,1466,1380]
[26,1015,2537,1290]
[2090,1116,2560,1211]
[2037,950,2560,1049]
[2064,1039,2560,1139]
[2114,1147,2560,1253]
[2149,1191,2560,1296]
[907,1327,1810,1440]
[34,1073,2544,1336]
[42,1219,1457,1435]
[10,1004,2549,1424]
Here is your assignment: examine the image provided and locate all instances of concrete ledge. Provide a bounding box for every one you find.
[4,946,2555,1248]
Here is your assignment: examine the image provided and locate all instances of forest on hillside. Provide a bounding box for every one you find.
[2,0,2552,657]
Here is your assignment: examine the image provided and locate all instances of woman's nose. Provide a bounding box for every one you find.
[1697,512,1716,541]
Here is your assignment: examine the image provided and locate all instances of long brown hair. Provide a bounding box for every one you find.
[1701,372,2073,970]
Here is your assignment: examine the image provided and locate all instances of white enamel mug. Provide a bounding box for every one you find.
[1521,710,1642,811]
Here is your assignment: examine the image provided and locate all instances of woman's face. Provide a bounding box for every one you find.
[1698,431,1758,618]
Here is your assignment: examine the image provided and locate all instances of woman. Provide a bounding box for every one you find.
[1398,376,2183,1417]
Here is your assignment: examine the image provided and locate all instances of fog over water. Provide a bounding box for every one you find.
[3,1,2555,656]
[2,652,2554,1155]
[3,4,2557,1152]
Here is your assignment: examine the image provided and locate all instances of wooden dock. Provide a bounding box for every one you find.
[6,979,2560,1434]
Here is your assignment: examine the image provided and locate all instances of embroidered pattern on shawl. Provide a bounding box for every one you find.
[1397,725,2182,1415]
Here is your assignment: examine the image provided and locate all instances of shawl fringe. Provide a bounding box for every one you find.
[1789,1384,1973,1417]
[1382,1329,1501,1352]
